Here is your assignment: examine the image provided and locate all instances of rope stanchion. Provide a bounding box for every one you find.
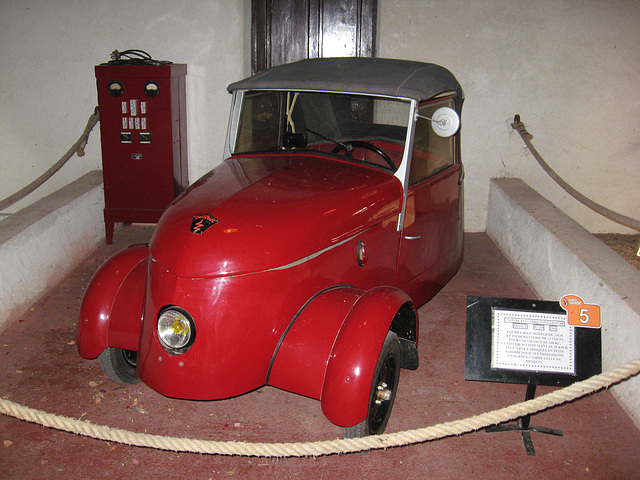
[1,358,639,457]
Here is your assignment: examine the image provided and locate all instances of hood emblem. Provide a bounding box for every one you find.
[190,214,219,234]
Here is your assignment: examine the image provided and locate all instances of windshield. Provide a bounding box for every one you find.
[232,91,411,172]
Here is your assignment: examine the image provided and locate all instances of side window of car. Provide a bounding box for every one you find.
[409,97,456,186]
[235,91,283,153]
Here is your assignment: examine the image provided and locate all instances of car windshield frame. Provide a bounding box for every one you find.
[225,89,415,175]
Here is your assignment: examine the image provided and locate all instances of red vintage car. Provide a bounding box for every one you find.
[78,57,464,438]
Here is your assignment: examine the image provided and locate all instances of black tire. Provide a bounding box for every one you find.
[343,331,401,438]
[98,347,140,384]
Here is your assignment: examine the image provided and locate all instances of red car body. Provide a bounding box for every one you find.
[78,57,464,437]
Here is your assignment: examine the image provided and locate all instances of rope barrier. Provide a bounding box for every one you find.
[1,358,639,457]
[511,114,640,232]
[0,107,100,212]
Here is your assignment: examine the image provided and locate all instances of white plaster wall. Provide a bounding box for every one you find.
[379,0,640,233]
[0,1,245,215]
[2,1,638,234]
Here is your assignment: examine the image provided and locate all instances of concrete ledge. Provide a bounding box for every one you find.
[487,177,640,428]
[0,171,104,332]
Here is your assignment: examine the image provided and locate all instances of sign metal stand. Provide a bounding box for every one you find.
[485,383,563,455]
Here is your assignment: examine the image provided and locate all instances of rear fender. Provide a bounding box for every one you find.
[320,286,414,427]
[77,244,149,359]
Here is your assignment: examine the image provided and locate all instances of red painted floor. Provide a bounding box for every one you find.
[1,227,639,479]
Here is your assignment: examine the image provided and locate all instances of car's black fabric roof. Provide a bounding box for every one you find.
[227,57,462,102]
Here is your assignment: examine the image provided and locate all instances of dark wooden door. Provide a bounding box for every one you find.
[251,0,377,74]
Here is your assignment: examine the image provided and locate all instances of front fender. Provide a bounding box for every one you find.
[321,286,413,427]
[267,286,364,399]
[268,284,415,427]
[77,244,149,359]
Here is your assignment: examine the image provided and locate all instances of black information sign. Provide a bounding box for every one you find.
[465,296,601,386]
[464,296,602,455]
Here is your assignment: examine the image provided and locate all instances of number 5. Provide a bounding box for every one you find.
[579,308,590,324]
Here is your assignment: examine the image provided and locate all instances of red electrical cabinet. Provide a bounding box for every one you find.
[95,63,188,243]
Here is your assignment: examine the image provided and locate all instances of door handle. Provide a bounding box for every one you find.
[404,235,422,240]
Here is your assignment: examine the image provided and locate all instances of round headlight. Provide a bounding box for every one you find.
[157,307,195,354]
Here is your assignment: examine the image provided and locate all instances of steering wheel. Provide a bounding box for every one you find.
[331,141,396,171]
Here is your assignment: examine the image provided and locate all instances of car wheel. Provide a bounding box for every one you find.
[343,331,401,438]
[98,347,141,384]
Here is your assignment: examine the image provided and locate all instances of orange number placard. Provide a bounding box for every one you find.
[560,294,601,328]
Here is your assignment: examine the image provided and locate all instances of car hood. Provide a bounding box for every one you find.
[150,153,402,278]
